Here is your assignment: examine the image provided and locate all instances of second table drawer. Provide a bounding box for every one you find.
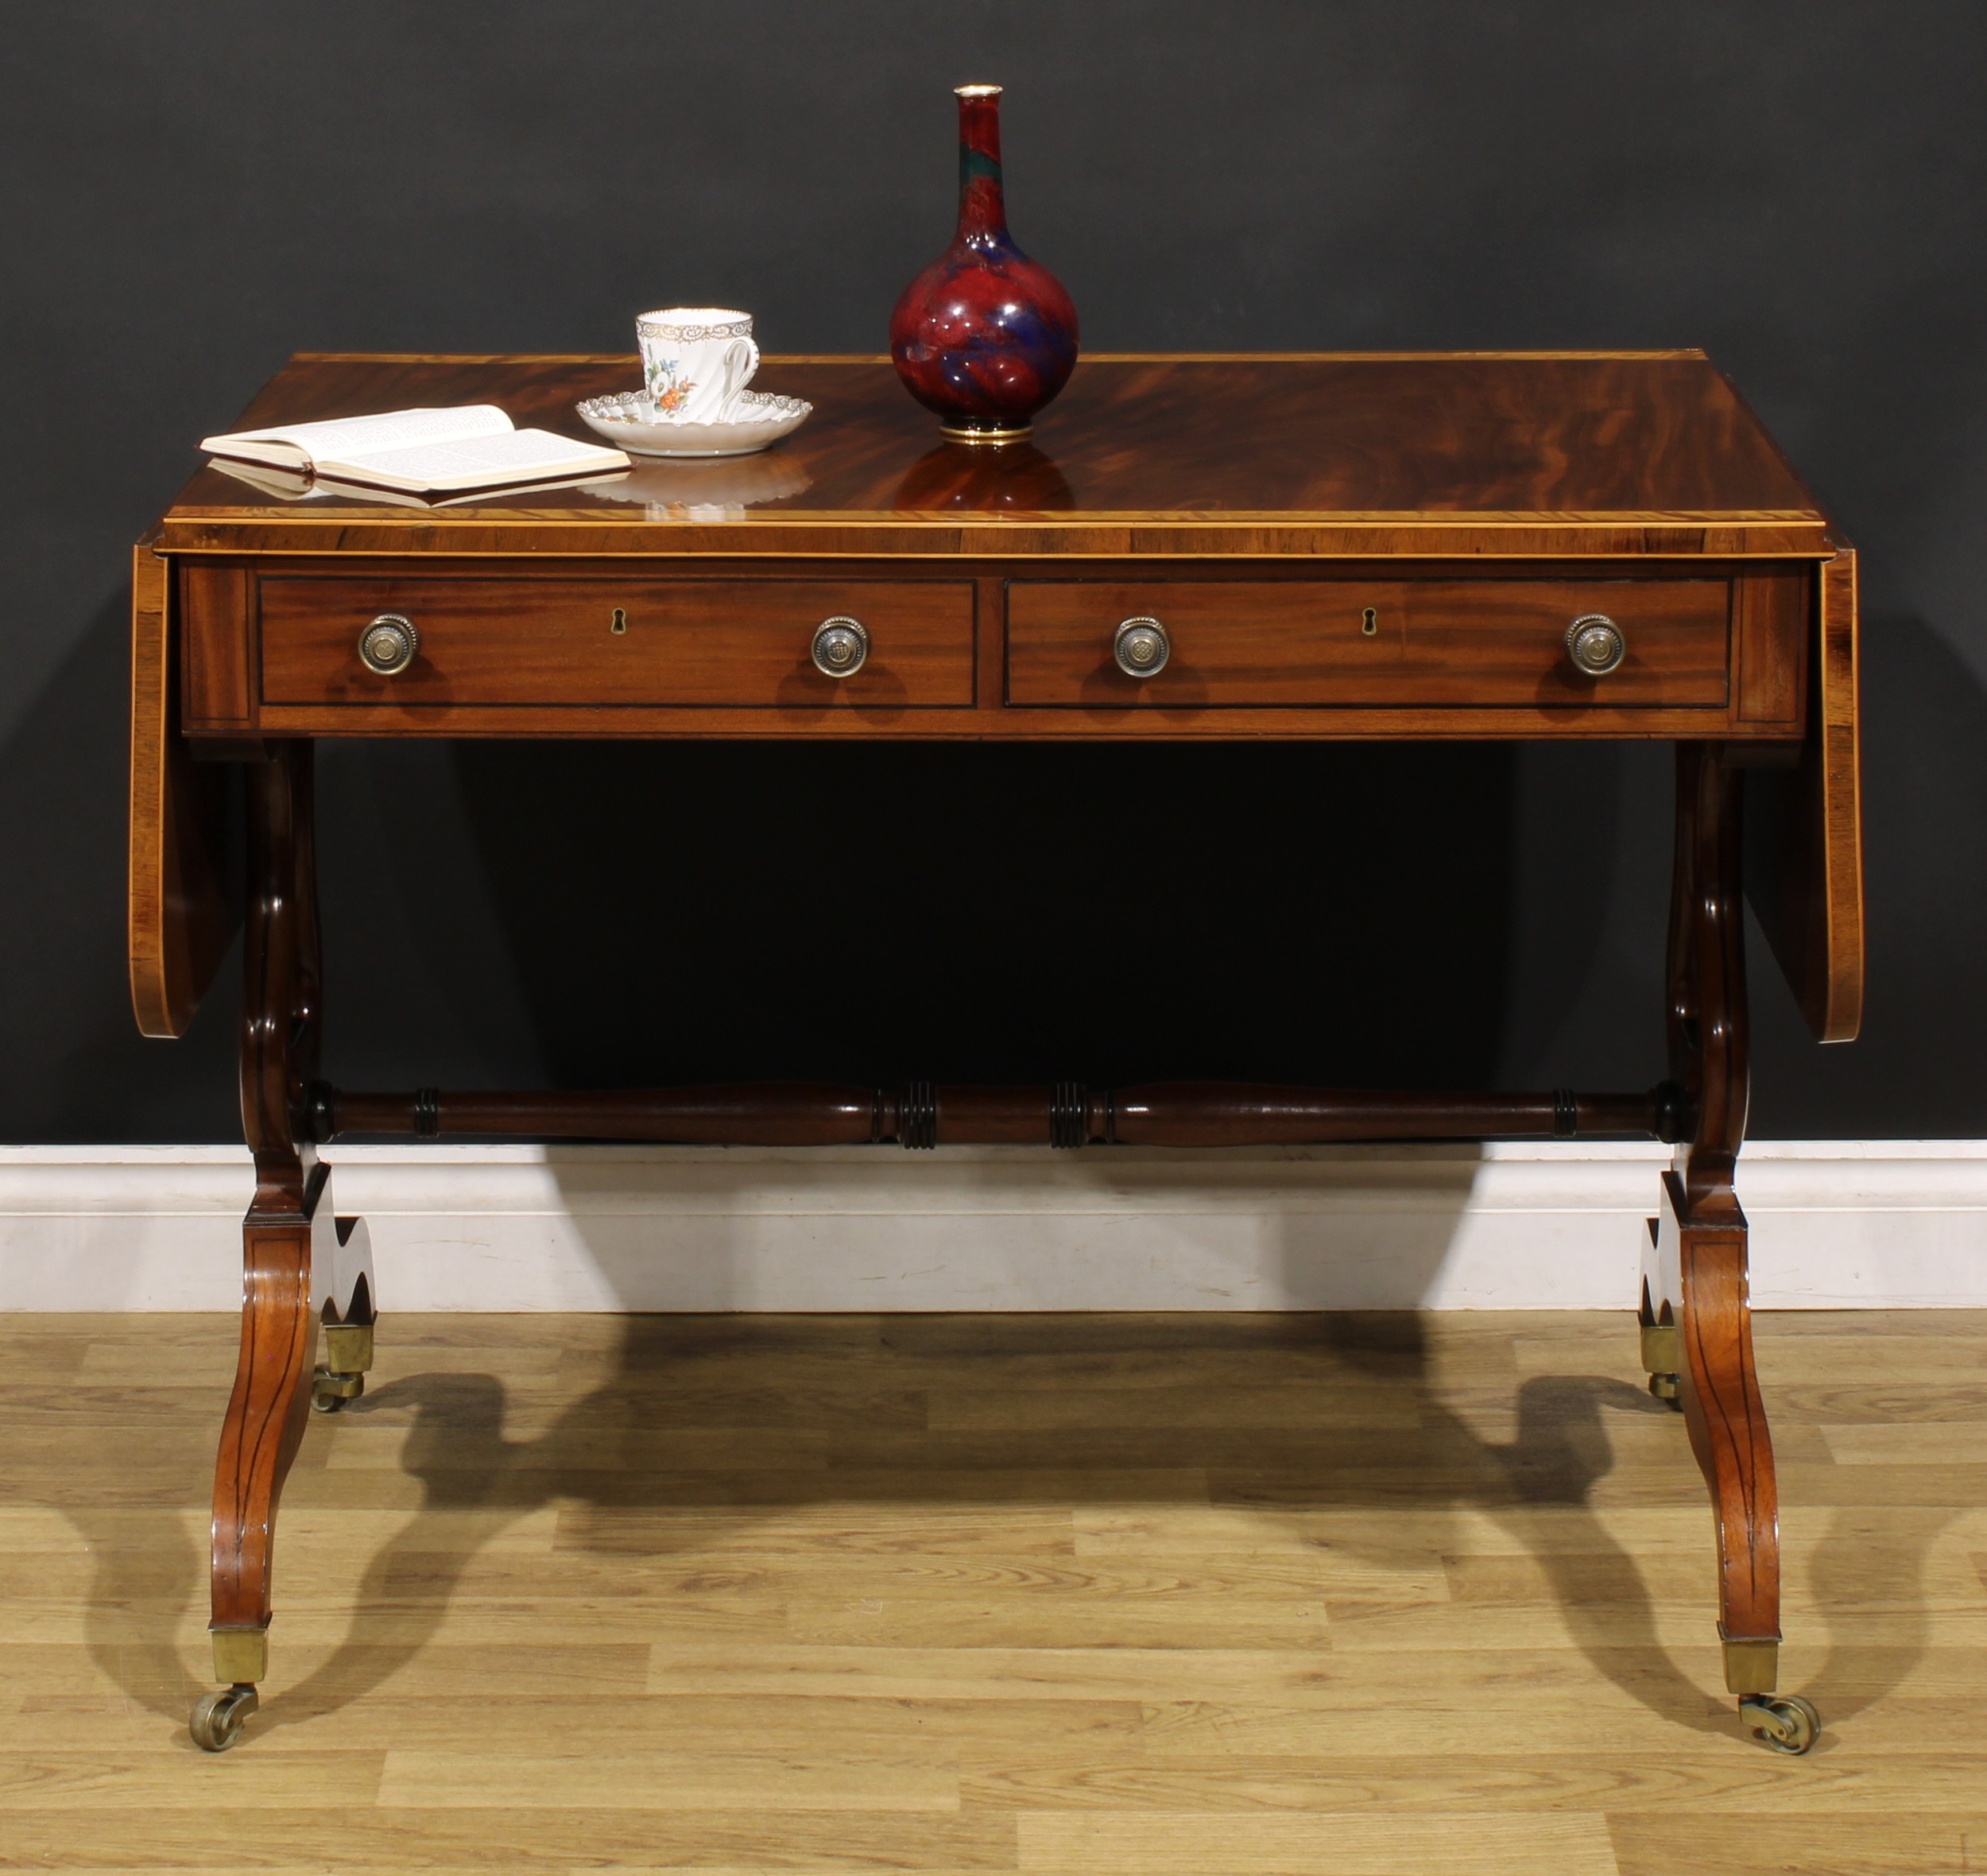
[259,576,978,708]
[1005,579,1732,707]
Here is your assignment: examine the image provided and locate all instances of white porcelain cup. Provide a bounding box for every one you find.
[637,307,759,424]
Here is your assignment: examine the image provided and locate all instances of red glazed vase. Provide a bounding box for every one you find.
[889,84,1079,444]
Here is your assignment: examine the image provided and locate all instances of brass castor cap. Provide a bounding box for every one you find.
[322,1320,374,1376]
[1647,1370,1682,1409]
[1741,1692,1820,1754]
[211,1625,266,1685]
[189,1684,259,1752]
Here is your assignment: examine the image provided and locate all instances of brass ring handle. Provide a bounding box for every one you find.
[358,613,419,676]
[1565,613,1625,676]
[1114,615,1171,678]
[811,615,870,678]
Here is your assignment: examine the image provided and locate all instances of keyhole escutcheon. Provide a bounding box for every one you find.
[610,607,628,635]
[1361,607,1378,638]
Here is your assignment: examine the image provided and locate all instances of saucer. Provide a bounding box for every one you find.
[575,388,811,458]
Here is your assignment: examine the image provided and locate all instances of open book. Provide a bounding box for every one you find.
[199,405,629,500]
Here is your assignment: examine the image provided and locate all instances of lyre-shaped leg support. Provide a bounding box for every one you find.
[196,745,375,1752]
[1640,743,1817,1753]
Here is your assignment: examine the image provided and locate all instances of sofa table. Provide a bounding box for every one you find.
[129,351,1861,1754]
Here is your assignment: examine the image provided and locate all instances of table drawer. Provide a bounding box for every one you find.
[258,576,978,708]
[1005,579,1731,708]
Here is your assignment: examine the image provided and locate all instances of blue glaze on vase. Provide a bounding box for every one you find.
[889,84,1079,441]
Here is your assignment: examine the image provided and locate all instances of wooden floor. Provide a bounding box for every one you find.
[0,1309,1982,1874]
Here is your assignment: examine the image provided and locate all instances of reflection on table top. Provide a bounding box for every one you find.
[153,352,1837,558]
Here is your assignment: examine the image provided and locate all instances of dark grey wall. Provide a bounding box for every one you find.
[4,2,1984,1141]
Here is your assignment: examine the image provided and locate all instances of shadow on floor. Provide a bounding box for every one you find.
[85,1309,1934,1752]
[47,1312,1953,1754]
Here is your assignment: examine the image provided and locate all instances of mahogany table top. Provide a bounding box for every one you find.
[153,351,1837,560]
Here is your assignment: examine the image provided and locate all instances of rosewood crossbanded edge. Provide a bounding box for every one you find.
[155,351,1835,559]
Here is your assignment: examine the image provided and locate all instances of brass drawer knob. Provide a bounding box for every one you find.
[811,615,870,678]
[1565,613,1625,676]
[1114,615,1170,678]
[358,613,419,676]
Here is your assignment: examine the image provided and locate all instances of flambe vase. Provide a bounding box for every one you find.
[889,84,1079,444]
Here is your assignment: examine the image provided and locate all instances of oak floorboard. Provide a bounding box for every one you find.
[964,1750,1987,1812]
[0,1308,1980,1876]
[1015,1809,1619,1874]
[1606,1812,1987,1876]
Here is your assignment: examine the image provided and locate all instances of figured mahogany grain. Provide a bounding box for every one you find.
[178,555,1807,741]
[1733,568,1806,727]
[1648,1174,1782,1656]
[135,355,1857,1048]
[127,542,235,1037]
[1683,1213,1781,1651]
[1745,549,1863,1041]
[210,1196,319,1636]
[213,747,319,1640]
[258,572,977,711]
[1006,576,1731,710]
[180,563,254,727]
[1643,745,1782,1669]
[154,353,1830,560]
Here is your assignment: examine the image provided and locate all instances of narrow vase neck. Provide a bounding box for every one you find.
[955,88,1008,244]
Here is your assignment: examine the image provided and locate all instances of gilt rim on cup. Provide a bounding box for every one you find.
[636,308,754,343]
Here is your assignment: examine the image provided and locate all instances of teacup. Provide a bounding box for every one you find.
[637,307,759,424]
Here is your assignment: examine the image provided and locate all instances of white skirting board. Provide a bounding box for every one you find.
[0,1140,1982,1312]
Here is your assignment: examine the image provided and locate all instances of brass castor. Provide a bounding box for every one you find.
[312,1365,365,1414]
[1639,1316,1684,1411]
[1740,1692,1820,1754]
[189,1684,259,1752]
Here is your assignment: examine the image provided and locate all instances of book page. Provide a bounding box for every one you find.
[311,471,638,509]
[321,428,628,492]
[199,405,513,469]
